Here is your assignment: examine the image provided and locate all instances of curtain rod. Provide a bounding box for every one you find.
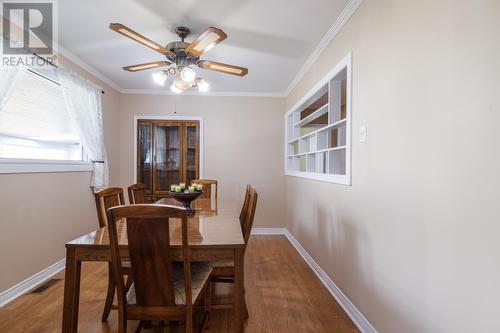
[33,53,105,94]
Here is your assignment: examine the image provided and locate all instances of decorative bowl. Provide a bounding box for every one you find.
[168,190,203,213]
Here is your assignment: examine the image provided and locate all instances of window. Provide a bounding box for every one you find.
[0,68,91,173]
[285,53,352,185]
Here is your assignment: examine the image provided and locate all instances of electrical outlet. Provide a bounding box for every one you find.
[359,125,367,143]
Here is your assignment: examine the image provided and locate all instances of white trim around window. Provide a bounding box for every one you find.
[133,115,204,184]
[0,158,93,174]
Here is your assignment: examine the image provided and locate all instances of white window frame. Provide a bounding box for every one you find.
[0,158,92,174]
[284,52,352,185]
[133,115,204,184]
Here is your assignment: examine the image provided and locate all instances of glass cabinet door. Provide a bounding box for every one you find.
[137,123,152,192]
[184,123,199,184]
[154,123,181,193]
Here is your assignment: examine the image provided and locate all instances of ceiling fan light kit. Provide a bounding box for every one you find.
[196,78,210,92]
[180,67,196,82]
[110,23,248,93]
[152,71,168,86]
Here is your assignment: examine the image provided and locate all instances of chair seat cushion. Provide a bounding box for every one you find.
[209,261,235,278]
[126,262,212,305]
[210,260,234,268]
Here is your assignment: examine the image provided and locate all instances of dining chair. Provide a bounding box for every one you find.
[94,187,129,322]
[192,179,218,200]
[107,204,212,333]
[210,186,258,318]
[95,187,125,228]
[239,184,251,230]
[127,183,147,204]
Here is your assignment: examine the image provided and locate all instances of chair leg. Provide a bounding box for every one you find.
[102,264,115,322]
[134,320,144,333]
[118,309,127,333]
[203,282,212,331]
[168,321,178,333]
[244,297,249,319]
[186,317,193,333]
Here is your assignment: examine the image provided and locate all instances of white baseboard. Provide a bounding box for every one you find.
[0,258,66,308]
[251,227,288,235]
[251,228,377,333]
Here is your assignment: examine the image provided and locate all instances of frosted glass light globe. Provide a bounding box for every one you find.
[180,67,196,82]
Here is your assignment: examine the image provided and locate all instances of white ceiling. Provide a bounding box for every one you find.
[58,0,350,95]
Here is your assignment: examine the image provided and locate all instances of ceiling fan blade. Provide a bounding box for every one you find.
[198,60,248,76]
[186,27,227,57]
[123,60,171,72]
[110,23,173,56]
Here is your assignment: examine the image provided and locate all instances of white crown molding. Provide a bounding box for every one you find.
[57,45,123,93]
[251,227,377,333]
[0,259,65,308]
[54,0,361,97]
[120,89,286,97]
[284,0,363,96]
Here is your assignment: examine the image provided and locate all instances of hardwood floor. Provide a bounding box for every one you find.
[0,236,359,333]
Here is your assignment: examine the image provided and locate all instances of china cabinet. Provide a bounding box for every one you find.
[136,119,200,199]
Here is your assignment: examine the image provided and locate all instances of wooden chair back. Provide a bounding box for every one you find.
[127,183,147,204]
[239,185,251,230]
[192,179,217,200]
[107,204,193,322]
[242,187,258,248]
[94,187,125,228]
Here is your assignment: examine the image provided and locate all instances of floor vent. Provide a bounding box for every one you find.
[29,278,62,294]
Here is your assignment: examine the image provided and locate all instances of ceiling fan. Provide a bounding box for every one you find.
[109,23,248,93]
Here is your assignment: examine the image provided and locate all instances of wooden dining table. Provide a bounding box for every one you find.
[61,197,246,333]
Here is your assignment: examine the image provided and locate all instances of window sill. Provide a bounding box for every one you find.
[0,159,93,174]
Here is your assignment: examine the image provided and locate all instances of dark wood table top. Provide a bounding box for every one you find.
[66,198,244,249]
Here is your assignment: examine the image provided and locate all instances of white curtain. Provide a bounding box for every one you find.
[59,69,109,192]
[0,66,20,111]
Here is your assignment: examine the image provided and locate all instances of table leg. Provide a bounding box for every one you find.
[62,248,81,333]
[234,248,244,333]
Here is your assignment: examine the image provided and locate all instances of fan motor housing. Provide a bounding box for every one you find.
[165,41,199,64]
[166,41,189,52]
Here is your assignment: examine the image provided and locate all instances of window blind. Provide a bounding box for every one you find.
[0,69,82,160]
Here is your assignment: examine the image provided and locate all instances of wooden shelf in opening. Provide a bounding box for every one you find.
[316,146,346,153]
[287,118,347,144]
[294,104,328,127]
[287,146,346,158]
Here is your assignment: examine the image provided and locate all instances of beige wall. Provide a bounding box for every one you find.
[285,0,500,332]
[0,55,121,293]
[117,94,286,229]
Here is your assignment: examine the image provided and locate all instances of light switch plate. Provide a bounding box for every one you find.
[359,125,367,143]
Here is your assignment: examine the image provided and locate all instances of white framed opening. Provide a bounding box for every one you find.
[284,53,352,185]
